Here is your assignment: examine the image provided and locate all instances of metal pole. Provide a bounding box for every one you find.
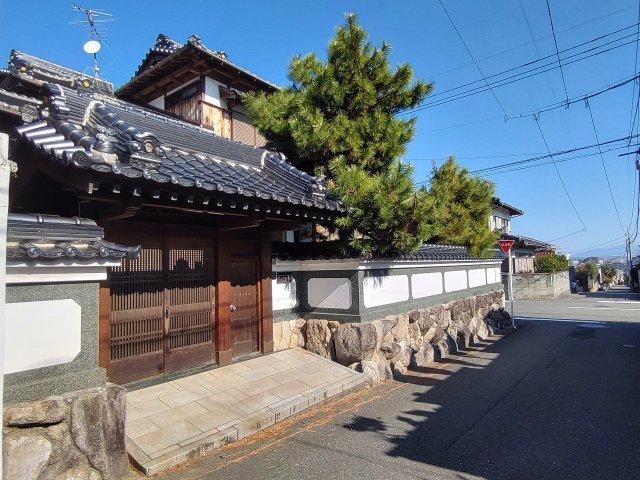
[0,133,13,480]
[508,247,515,328]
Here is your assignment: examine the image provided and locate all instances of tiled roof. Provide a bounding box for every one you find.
[502,233,556,250]
[8,50,114,94]
[272,241,502,262]
[491,197,523,216]
[7,213,140,261]
[121,33,279,94]
[10,80,340,213]
[0,87,41,118]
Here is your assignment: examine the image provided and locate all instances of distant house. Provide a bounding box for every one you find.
[489,197,522,234]
[490,198,557,273]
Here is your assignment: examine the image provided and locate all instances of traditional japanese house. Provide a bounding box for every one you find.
[116,33,277,147]
[0,49,341,386]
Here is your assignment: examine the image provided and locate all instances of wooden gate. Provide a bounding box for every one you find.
[230,260,259,357]
[103,232,215,384]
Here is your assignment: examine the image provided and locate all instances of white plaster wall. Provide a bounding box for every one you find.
[411,272,443,298]
[272,277,297,311]
[486,267,496,284]
[204,77,227,109]
[4,299,81,374]
[486,267,502,284]
[468,268,487,288]
[493,267,502,283]
[307,278,352,309]
[148,96,165,110]
[444,270,468,292]
[363,274,409,308]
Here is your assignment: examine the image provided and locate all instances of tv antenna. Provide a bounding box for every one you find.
[70,5,114,79]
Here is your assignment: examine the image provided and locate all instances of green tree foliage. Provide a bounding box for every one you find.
[601,264,617,284]
[534,254,569,273]
[244,13,431,175]
[576,261,598,286]
[245,14,495,256]
[331,160,436,254]
[427,158,498,257]
[245,13,434,255]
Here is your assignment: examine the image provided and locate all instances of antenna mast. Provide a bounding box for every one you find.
[70,4,114,79]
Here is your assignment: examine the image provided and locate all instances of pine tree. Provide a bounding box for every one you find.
[245,13,434,255]
[428,158,498,257]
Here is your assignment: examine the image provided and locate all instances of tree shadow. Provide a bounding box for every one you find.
[342,318,640,480]
[343,416,388,433]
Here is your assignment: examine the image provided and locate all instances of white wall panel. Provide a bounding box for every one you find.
[204,77,227,108]
[363,274,409,308]
[307,278,352,309]
[4,299,81,374]
[272,277,297,311]
[444,270,468,292]
[486,267,496,284]
[411,272,443,298]
[468,268,487,288]
[148,96,165,110]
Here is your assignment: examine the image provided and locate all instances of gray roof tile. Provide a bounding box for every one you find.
[7,213,140,261]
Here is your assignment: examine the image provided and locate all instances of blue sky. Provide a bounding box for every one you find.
[1,0,639,255]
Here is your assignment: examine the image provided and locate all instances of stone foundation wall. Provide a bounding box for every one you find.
[272,290,511,383]
[2,384,128,480]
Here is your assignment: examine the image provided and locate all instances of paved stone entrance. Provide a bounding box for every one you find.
[125,348,366,475]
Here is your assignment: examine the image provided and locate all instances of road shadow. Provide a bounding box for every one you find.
[345,318,640,480]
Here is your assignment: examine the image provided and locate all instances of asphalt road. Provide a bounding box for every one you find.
[156,288,640,480]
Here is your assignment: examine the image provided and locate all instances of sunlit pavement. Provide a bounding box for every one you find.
[514,285,640,323]
[151,289,640,480]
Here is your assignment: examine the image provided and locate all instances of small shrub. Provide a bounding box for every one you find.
[534,254,569,273]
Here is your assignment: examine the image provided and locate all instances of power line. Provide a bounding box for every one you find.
[469,135,640,175]
[477,144,639,176]
[533,115,587,232]
[407,33,638,111]
[436,0,507,116]
[545,0,570,104]
[568,235,628,254]
[509,73,640,119]
[416,22,639,102]
[584,99,627,234]
[627,0,640,144]
[407,151,547,162]
[415,142,639,183]
[417,73,640,134]
[429,4,637,80]
[519,0,575,142]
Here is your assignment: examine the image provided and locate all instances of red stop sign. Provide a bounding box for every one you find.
[498,239,515,254]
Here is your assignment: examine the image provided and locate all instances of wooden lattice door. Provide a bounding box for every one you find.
[164,236,216,374]
[105,232,215,384]
[230,260,259,357]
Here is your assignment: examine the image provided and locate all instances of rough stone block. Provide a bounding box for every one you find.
[380,342,401,360]
[3,396,66,427]
[3,429,52,480]
[68,384,128,480]
[407,322,423,352]
[410,343,435,368]
[306,319,336,359]
[391,361,407,378]
[334,322,380,365]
